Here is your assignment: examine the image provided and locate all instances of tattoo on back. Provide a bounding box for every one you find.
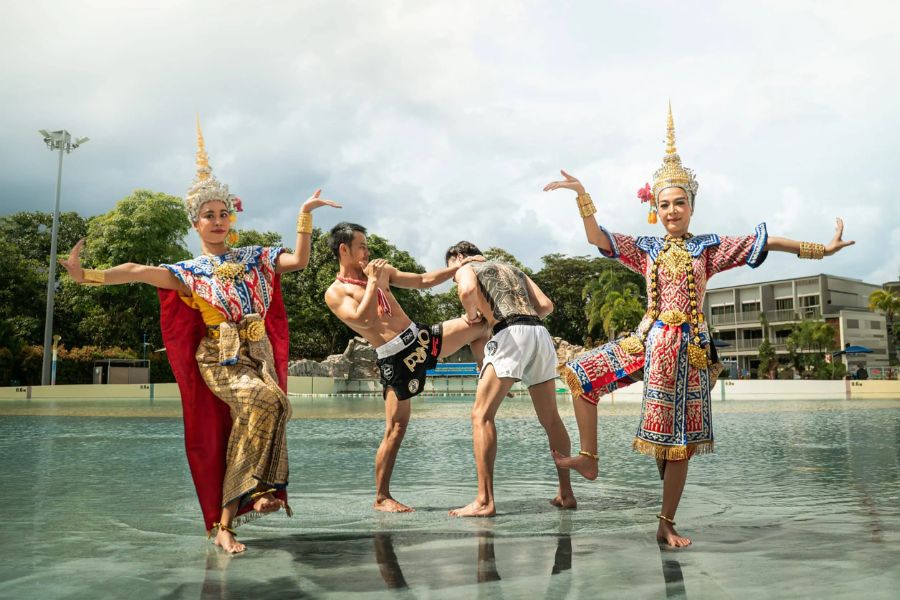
[470,262,537,321]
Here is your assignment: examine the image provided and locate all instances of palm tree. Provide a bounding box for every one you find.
[869,289,900,362]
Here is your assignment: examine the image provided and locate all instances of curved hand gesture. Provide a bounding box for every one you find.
[59,238,86,283]
[301,189,342,212]
[543,170,586,196]
[825,218,855,256]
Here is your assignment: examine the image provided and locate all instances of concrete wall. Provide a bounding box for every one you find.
[1,379,898,402]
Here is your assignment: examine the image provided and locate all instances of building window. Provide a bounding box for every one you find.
[741,301,761,313]
[799,295,820,307]
[847,319,859,329]
[870,321,881,330]
[775,298,793,311]
[711,305,735,316]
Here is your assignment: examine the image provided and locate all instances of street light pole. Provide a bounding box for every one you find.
[39,129,89,385]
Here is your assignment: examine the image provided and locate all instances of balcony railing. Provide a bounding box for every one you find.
[709,306,822,327]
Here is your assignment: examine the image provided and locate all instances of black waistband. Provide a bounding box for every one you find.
[492,315,543,335]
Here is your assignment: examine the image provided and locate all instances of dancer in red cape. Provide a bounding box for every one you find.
[59,118,340,553]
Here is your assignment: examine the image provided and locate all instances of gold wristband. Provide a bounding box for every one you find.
[576,192,597,218]
[798,241,825,260]
[297,212,313,235]
[82,268,105,286]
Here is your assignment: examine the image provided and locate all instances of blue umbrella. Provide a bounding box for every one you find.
[832,345,873,355]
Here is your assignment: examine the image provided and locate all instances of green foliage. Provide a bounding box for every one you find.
[584,269,645,342]
[786,319,837,379]
[482,247,532,276]
[533,253,644,345]
[237,229,285,248]
[0,211,88,264]
[757,338,777,379]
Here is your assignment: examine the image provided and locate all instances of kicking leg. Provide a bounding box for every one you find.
[529,379,576,509]
[552,395,599,480]
[374,389,414,513]
[449,364,514,517]
[439,317,490,363]
[657,459,691,547]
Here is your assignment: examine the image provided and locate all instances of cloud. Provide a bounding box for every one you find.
[1,0,897,286]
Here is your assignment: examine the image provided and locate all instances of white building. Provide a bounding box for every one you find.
[703,274,889,376]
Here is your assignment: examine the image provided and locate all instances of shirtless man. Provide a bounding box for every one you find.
[324,223,489,513]
[445,241,577,517]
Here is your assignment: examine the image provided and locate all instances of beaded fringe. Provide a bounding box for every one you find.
[559,365,586,402]
[632,438,714,461]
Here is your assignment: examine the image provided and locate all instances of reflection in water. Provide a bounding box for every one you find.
[477,531,502,584]
[659,546,688,599]
[374,532,408,589]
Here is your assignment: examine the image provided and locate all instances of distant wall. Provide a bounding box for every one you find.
[1,378,897,402]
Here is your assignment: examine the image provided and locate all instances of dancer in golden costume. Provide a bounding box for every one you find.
[59,118,340,553]
[545,104,854,546]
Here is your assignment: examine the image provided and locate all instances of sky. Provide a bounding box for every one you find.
[1,0,898,289]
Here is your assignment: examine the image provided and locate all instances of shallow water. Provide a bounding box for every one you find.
[1,397,898,599]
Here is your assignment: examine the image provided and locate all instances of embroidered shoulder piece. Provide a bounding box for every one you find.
[635,236,664,261]
[684,234,721,257]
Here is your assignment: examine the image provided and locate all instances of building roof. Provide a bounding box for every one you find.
[707,273,881,292]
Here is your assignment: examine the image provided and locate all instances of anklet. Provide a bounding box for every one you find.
[209,522,237,538]
[250,487,277,500]
[578,450,599,461]
[656,513,676,525]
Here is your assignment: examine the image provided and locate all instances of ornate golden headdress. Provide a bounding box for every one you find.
[641,102,699,224]
[184,115,241,223]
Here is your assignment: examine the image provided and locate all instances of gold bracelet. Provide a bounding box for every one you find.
[798,241,825,260]
[297,212,313,235]
[82,268,105,286]
[576,192,597,218]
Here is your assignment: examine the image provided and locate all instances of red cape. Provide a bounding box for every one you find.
[158,275,290,532]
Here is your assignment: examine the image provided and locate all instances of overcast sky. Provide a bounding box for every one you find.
[2,0,898,289]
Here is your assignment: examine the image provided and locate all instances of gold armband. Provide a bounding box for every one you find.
[297,211,313,235]
[576,192,597,218]
[82,268,105,286]
[798,241,825,260]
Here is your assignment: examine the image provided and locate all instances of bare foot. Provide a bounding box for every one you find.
[549,492,577,510]
[214,528,246,554]
[449,499,496,517]
[252,493,283,513]
[374,497,415,513]
[656,521,692,548]
[552,449,598,481]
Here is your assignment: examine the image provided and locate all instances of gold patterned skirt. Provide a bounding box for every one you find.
[194,314,292,509]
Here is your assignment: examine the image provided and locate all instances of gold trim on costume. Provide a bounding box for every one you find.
[798,241,825,260]
[82,268,105,286]
[576,192,597,218]
[618,335,645,355]
[297,212,313,234]
[214,261,246,283]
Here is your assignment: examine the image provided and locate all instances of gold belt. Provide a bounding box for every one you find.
[657,309,689,326]
[208,320,266,342]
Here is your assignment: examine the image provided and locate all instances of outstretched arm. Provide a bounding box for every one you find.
[59,239,188,293]
[765,218,854,256]
[388,255,485,289]
[544,170,613,253]
[276,189,342,273]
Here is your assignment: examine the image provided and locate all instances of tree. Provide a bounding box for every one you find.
[757,314,777,379]
[482,247,532,276]
[786,319,837,378]
[584,269,645,343]
[54,190,191,352]
[533,253,645,345]
[869,289,900,363]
